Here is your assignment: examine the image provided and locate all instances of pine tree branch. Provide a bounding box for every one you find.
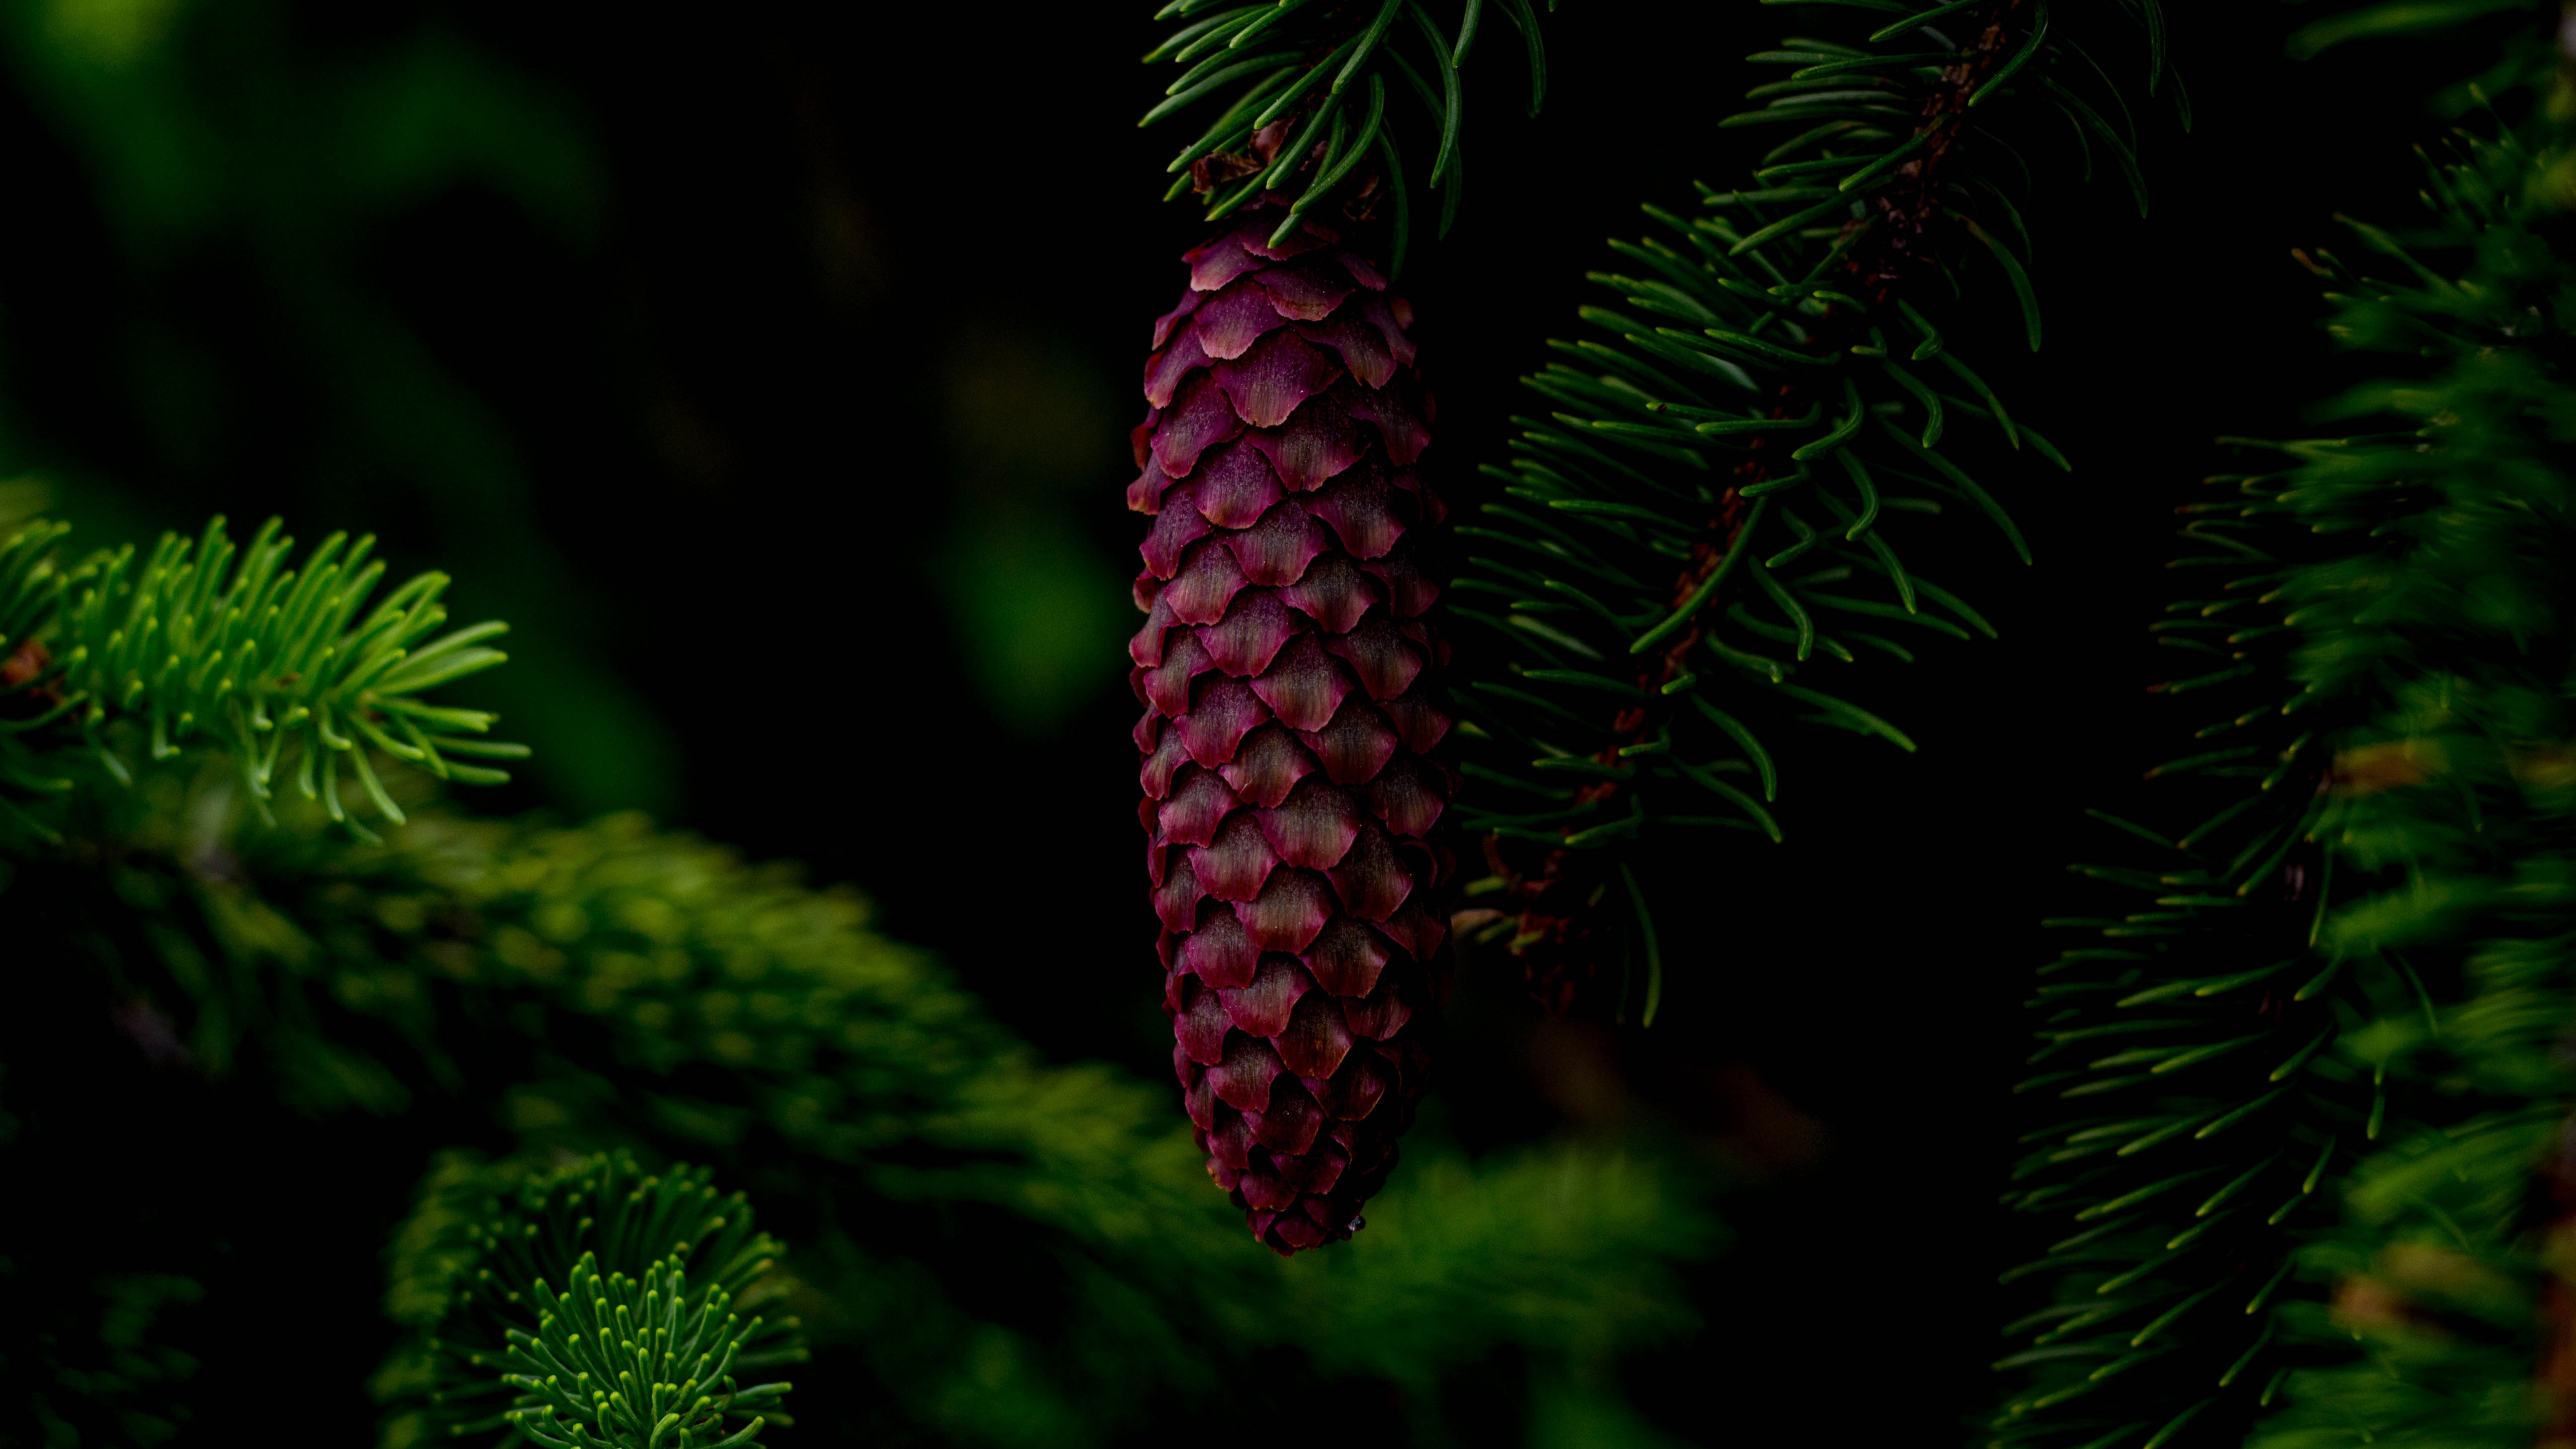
[0,515,519,845]
[384,1152,806,1449]
[1141,0,1548,258]
[1997,7,2576,1446]
[1454,0,2165,1018]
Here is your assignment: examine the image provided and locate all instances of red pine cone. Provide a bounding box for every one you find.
[1129,211,1453,1256]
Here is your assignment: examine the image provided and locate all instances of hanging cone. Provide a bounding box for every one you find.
[1130,209,1453,1255]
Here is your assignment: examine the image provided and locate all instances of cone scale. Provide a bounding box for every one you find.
[1129,211,1452,1255]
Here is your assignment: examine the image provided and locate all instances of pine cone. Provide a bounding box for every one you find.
[1129,211,1452,1256]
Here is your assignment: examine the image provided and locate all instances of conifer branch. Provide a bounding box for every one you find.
[1451,0,2164,1016]
[1996,5,2576,1445]
[1142,0,1548,254]
[385,1152,804,1449]
[0,515,519,843]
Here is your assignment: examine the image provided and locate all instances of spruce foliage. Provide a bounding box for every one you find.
[1451,0,2168,1014]
[1994,4,2576,1447]
[0,517,517,842]
[388,1153,804,1448]
[1140,0,1552,266]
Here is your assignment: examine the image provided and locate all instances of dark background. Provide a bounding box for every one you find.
[0,1,2506,1440]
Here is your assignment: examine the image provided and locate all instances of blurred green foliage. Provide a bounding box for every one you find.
[936,327,1132,736]
[0,755,1716,1444]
